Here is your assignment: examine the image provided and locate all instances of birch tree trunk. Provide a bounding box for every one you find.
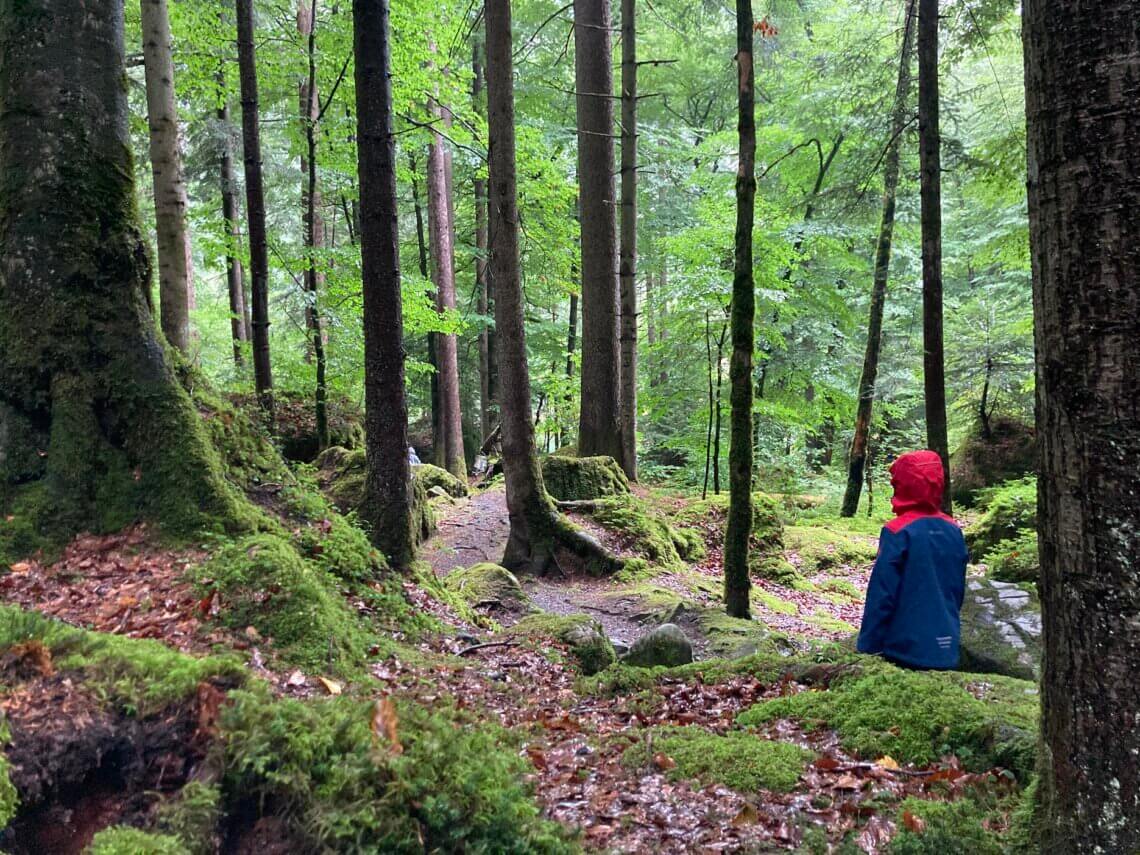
[140,0,194,355]
[840,0,916,518]
[1023,1,1140,849]
[617,0,638,480]
[353,0,414,567]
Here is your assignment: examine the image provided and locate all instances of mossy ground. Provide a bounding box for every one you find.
[784,524,878,575]
[509,613,616,675]
[622,726,813,792]
[445,562,533,612]
[572,494,704,574]
[87,827,189,855]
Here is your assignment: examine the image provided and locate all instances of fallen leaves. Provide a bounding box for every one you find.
[371,697,402,754]
[317,676,343,696]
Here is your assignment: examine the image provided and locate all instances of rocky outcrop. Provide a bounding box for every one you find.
[959,578,1041,681]
[623,623,694,668]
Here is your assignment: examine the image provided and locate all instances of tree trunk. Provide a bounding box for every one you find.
[0,0,244,542]
[713,321,726,495]
[1024,2,1140,849]
[840,0,916,518]
[353,0,414,567]
[216,67,249,369]
[656,263,668,387]
[918,0,950,512]
[485,0,623,577]
[426,111,467,479]
[140,0,193,354]
[473,42,493,444]
[563,291,578,447]
[575,0,623,464]
[409,155,441,462]
[299,0,328,451]
[703,310,714,500]
[236,0,274,410]
[724,0,756,619]
[617,0,638,480]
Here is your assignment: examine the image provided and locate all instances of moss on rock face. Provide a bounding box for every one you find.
[445,563,534,613]
[676,492,784,578]
[965,477,1036,555]
[950,418,1036,507]
[510,613,616,675]
[540,454,630,501]
[738,664,1038,780]
[623,623,693,668]
[622,726,812,792]
[575,495,703,571]
[413,463,469,498]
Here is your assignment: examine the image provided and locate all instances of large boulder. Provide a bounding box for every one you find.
[413,463,469,498]
[623,623,694,668]
[540,455,630,501]
[959,577,1041,681]
[509,613,616,675]
[950,418,1036,506]
[445,563,534,615]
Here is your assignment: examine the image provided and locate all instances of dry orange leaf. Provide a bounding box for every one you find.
[317,676,343,696]
[902,810,926,833]
[876,754,900,770]
[9,562,31,574]
[372,697,403,754]
[652,752,676,771]
[731,803,760,826]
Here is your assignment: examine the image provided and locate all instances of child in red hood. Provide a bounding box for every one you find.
[856,450,969,669]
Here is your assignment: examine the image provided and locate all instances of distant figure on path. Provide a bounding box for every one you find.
[857,450,968,669]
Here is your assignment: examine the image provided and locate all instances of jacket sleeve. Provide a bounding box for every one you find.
[857,528,907,654]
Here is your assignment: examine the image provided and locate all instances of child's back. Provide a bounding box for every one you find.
[857,450,969,670]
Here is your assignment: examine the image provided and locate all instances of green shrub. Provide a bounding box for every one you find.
[982,528,1039,584]
[155,782,221,855]
[622,726,811,792]
[966,477,1036,554]
[86,827,189,855]
[888,796,1005,854]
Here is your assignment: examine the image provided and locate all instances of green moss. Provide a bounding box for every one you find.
[697,609,780,658]
[510,613,616,675]
[193,383,292,491]
[784,525,879,576]
[155,782,220,855]
[0,719,17,829]
[819,579,861,599]
[414,463,469,498]
[965,477,1036,555]
[676,492,784,576]
[0,605,245,715]
[86,827,189,855]
[195,533,373,672]
[540,454,630,501]
[622,726,811,792]
[445,563,532,611]
[218,688,572,853]
[752,589,797,616]
[579,495,691,570]
[0,482,54,566]
[888,795,1006,854]
[981,529,1038,584]
[738,664,1038,779]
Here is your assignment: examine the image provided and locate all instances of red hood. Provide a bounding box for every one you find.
[889,450,945,516]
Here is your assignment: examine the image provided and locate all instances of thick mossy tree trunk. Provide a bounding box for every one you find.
[840,0,916,518]
[724,0,755,619]
[917,0,950,512]
[617,0,638,481]
[1023,1,1140,849]
[486,0,622,577]
[574,0,624,465]
[140,0,194,355]
[353,0,415,568]
[0,0,246,549]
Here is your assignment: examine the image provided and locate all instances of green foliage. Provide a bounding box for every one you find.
[622,726,812,792]
[982,528,1039,584]
[218,688,573,853]
[540,455,630,502]
[85,827,189,855]
[738,664,1038,779]
[965,477,1037,554]
[510,613,616,675]
[0,719,17,829]
[888,796,1006,854]
[0,605,245,715]
[155,782,221,855]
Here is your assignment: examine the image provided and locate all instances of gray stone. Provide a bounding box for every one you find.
[623,623,694,668]
[959,576,1042,680]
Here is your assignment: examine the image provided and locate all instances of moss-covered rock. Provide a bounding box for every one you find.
[570,494,703,571]
[510,613,616,675]
[540,454,630,501]
[697,608,781,659]
[959,578,1042,681]
[784,525,878,575]
[738,663,1038,780]
[445,563,534,614]
[225,391,364,464]
[676,492,785,578]
[622,726,811,792]
[951,418,1036,507]
[624,623,693,668]
[413,462,469,498]
[965,477,1036,555]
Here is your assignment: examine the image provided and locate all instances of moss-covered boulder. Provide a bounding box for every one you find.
[509,613,616,675]
[951,418,1036,507]
[445,563,534,614]
[540,454,630,501]
[413,462,469,498]
[566,495,704,573]
[315,446,434,544]
[676,492,784,579]
[959,577,1042,681]
[623,623,693,668]
[784,525,879,575]
[965,477,1036,555]
[224,391,364,464]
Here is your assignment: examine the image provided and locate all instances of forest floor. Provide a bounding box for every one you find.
[0,476,1033,853]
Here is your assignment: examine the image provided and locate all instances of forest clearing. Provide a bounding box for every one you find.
[0,0,1136,852]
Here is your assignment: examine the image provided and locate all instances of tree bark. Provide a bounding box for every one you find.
[236,0,274,410]
[918,0,950,512]
[1024,1,1140,849]
[713,320,726,495]
[703,310,714,500]
[408,154,441,461]
[575,0,623,464]
[617,0,638,480]
[353,0,414,567]
[724,0,755,619]
[426,108,467,479]
[0,0,243,541]
[840,0,916,518]
[216,66,249,369]
[473,42,494,444]
[299,0,329,451]
[140,0,194,355]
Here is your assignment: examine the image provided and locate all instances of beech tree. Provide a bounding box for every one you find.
[354,0,415,567]
[1024,0,1140,849]
[215,65,250,368]
[140,0,194,354]
[723,0,756,619]
[575,0,624,466]
[0,0,243,542]
[618,0,638,480]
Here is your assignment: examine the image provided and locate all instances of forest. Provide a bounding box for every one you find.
[0,0,1136,851]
